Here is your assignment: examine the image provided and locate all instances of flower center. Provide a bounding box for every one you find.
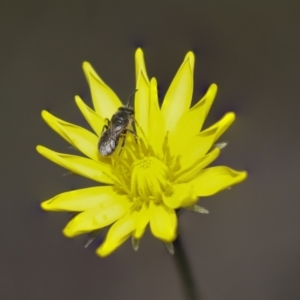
[130,156,168,199]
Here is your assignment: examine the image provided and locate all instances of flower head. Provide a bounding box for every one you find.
[37,49,247,257]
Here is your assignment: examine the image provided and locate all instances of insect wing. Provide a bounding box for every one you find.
[98,123,117,156]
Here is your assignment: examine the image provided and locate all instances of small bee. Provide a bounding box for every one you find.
[98,92,137,156]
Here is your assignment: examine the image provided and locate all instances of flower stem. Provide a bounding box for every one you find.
[173,236,201,300]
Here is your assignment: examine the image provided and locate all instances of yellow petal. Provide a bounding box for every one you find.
[36,145,114,184]
[97,212,136,257]
[163,183,198,209]
[82,62,122,119]
[161,52,194,132]
[149,202,177,242]
[174,147,220,184]
[133,203,150,239]
[148,78,165,158]
[135,48,149,82]
[192,166,248,196]
[202,112,235,142]
[63,196,131,237]
[178,112,235,167]
[41,110,99,161]
[75,95,105,136]
[41,186,119,212]
[134,71,150,142]
[179,127,218,166]
[169,84,218,153]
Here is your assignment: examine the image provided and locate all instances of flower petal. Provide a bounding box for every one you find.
[97,212,136,257]
[179,127,218,167]
[41,186,119,212]
[41,110,99,161]
[134,53,150,141]
[36,145,114,184]
[179,112,235,166]
[63,196,131,237]
[174,147,220,184]
[203,112,236,143]
[169,84,218,154]
[82,62,122,119]
[192,166,248,196]
[135,48,149,82]
[75,95,105,136]
[161,52,195,132]
[133,203,150,239]
[149,202,177,242]
[148,78,165,158]
[163,183,198,209]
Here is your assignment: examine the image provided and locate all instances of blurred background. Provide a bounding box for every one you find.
[1,1,300,299]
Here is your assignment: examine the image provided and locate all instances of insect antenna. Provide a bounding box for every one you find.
[126,89,138,108]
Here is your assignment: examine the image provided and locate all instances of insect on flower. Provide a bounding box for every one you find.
[98,91,138,156]
[37,49,247,258]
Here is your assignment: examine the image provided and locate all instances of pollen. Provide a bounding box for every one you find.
[134,157,152,169]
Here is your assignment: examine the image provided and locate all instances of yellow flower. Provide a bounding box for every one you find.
[37,49,247,257]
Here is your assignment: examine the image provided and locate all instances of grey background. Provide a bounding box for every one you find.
[1,1,300,299]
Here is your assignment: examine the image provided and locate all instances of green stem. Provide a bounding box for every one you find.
[173,236,201,300]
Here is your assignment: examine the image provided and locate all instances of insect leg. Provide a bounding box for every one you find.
[101,118,110,134]
[117,134,129,157]
[124,128,139,138]
[131,117,138,135]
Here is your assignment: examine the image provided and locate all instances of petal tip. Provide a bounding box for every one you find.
[135,48,144,57]
[185,51,195,68]
[36,145,44,154]
[186,51,195,59]
[240,170,248,181]
[226,112,236,122]
[150,77,157,84]
[209,83,218,92]
[40,200,51,210]
[36,145,53,158]
[41,110,51,121]
[214,147,221,156]
[74,95,84,109]
[82,61,91,71]
[62,227,74,238]
[83,62,98,80]
[74,95,81,102]
[96,245,110,258]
